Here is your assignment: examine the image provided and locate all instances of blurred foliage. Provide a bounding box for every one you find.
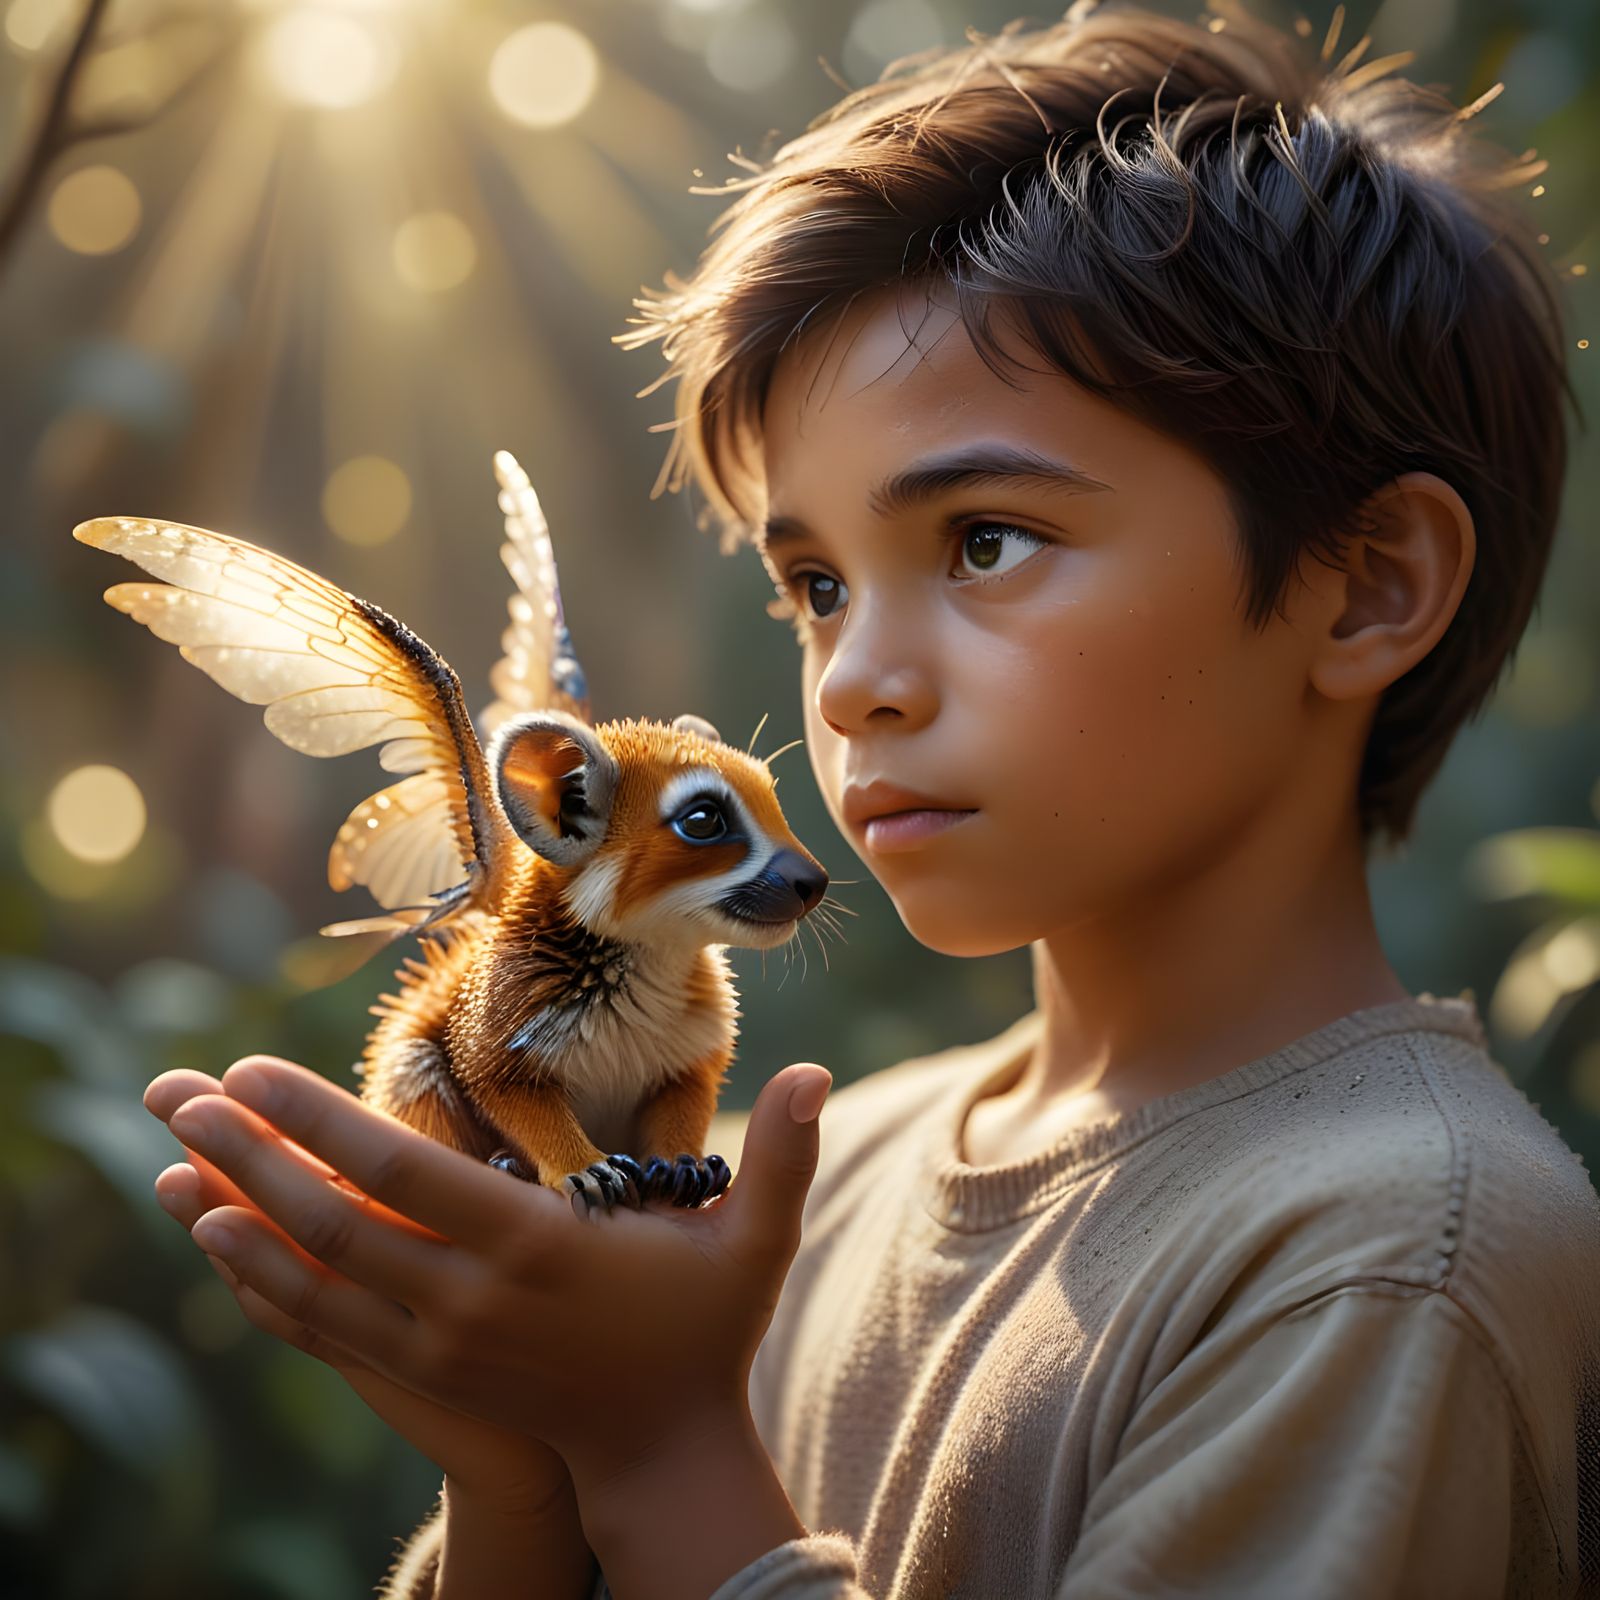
[1,0,1597,1593]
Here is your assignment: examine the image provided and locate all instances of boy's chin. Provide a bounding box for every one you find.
[888,889,1034,960]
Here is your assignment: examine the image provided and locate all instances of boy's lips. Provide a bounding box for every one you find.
[841,781,979,852]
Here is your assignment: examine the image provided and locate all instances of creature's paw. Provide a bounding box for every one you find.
[564,1157,642,1222]
[487,1148,536,1182]
[638,1152,731,1208]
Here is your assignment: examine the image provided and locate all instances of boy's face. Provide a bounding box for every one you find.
[757,283,1337,959]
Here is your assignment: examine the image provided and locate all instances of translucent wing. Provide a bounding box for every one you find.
[327,772,464,915]
[73,516,512,935]
[479,449,592,738]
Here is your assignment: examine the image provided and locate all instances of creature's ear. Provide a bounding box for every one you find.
[671,713,722,744]
[489,712,619,868]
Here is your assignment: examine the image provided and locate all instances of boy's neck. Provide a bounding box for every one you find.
[965,814,1409,1165]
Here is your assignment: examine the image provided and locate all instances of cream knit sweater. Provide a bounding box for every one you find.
[381,992,1600,1599]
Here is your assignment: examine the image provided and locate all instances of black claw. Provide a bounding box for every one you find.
[586,1162,622,1206]
[703,1153,731,1199]
[641,1156,673,1199]
[605,1153,645,1208]
[607,1153,645,1185]
[670,1153,707,1207]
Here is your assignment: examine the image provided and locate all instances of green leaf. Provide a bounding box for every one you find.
[0,958,128,1087]
[29,1080,178,1220]
[2,1306,205,1477]
[1464,827,1600,908]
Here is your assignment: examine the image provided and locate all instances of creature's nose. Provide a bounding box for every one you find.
[769,849,828,916]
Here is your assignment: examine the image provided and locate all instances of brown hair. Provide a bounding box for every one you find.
[614,1,1577,853]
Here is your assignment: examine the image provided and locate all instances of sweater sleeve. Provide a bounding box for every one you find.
[706,1533,869,1600]
[1057,1281,1549,1600]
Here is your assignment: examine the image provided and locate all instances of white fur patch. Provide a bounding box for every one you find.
[564,853,622,930]
[551,946,739,1145]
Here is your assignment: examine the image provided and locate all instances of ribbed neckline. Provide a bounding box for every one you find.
[923,991,1486,1232]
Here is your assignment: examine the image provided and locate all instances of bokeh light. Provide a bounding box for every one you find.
[705,6,797,93]
[843,0,943,80]
[488,22,599,129]
[2,0,70,55]
[321,454,413,545]
[392,211,477,293]
[253,8,400,110]
[46,764,147,865]
[47,166,142,256]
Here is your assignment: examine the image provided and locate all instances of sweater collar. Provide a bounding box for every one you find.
[923,991,1487,1233]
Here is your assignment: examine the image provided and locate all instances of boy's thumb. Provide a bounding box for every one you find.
[727,1063,832,1260]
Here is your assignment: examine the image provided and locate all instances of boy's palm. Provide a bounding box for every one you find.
[147,1070,573,1518]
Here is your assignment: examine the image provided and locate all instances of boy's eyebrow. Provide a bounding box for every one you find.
[759,443,1114,549]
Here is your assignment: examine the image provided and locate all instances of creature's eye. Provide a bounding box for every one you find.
[672,799,728,843]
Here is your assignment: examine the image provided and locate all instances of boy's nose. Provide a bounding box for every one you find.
[815,618,937,735]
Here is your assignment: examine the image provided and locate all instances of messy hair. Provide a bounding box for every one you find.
[614,0,1576,853]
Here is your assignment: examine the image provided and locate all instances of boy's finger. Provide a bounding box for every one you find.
[156,1156,255,1223]
[144,1069,228,1122]
[147,1067,344,1186]
[190,1205,415,1375]
[218,1055,558,1250]
[220,1265,372,1375]
[168,1094,469,1308]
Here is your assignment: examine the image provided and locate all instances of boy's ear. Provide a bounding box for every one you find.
[1309,469,1477,703]
[490,712,620,867]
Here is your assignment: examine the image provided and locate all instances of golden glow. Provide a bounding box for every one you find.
[254,9,400,110]
[1488,915,1600,1042]
[47,764,147,864]
[1543,918,1600,991]
[393,210,477,292]
[75,38,165,123]
[3,0,70,55]
[489,23,599,129]
[47,166,142,256]
[323,454,412,545]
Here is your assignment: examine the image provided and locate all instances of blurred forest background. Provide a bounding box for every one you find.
[0,0,1596,1593]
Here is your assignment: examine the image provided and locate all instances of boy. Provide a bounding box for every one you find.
[145,3,1600,1597]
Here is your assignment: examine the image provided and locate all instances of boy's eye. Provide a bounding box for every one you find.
[955,522,1047,579]
[672,800,729,842]
[798,572,847,619]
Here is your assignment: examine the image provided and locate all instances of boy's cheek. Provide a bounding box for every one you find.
[880,662,1286,955]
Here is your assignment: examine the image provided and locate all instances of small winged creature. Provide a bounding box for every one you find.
[75,450,829,1219]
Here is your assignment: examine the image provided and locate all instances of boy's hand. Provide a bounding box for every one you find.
[145,1055,832,1506]
[145,1070,577,1522]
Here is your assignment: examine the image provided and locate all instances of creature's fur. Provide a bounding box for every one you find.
[350,715,813,1187]
[74,460,826,1201]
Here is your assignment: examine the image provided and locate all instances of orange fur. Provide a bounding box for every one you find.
[356,719,822,1194]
